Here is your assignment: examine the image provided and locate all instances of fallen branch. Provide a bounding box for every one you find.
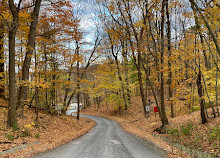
[0,142,12,144]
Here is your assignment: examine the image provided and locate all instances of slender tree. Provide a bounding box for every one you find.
[17,0,42,117]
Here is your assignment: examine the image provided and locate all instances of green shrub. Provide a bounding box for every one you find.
[208,126,220,143]
[35,133,40,139]
[181,122,193,136]
[6,133,15,141]
[20,129,31,137]
[13,122,19,132]
[167,127,180,138]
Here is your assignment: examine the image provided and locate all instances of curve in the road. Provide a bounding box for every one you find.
[33,115,167,158]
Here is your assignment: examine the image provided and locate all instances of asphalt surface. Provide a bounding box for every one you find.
[33,115,166,158]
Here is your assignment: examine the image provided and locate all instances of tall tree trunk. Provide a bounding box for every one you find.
[7,0,19,127]
[44,46,49,113]
[76,41,80,120]
[34,48,39,122]
[166,0,174,118]
[123,49,131,105]
[160,0,169,125]
[17,0,42,117]
[137,51,147,117]
[216,66,219,117]
[196,70,207,124]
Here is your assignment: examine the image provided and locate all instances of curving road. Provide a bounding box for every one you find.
[33,115,166,158]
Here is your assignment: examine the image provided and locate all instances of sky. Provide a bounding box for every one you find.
[71,0,102,44]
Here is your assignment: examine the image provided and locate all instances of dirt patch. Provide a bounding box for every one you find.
[0,108,96,158]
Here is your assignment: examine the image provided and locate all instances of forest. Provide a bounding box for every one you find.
[0,0,220,157]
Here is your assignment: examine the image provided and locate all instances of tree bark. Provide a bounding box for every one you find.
[166,0,174,118]
[17,0,42,117]
[160,0,169,125]
[7,0,19,127]
[216,66,219,117]
[76,41,80,120]
[196,70,207,124]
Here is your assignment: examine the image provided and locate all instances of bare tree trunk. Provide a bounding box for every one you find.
[34,49,39,122]
[76,41,80,120]
[7,0,19,127]
[43,46,49,113]
[216,66,219,116]
[124,52,131,106]
[137,52,147,118]
[160,0,169,125]
[17,0,42,117]
[196,70,207,124]
[166,0,174,118]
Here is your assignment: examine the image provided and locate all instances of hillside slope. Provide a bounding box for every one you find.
[0,104,96,157]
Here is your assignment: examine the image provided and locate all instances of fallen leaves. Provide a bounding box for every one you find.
[0,108,96,157]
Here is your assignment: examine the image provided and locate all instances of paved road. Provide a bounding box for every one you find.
[33,115,166,158]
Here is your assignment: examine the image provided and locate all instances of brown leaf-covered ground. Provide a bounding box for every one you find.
[82,96,220,158]
[0,105,96,158]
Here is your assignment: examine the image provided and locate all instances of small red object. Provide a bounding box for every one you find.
[154,107,158,113]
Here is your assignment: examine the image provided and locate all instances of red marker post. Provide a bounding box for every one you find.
[154,107,158,113]
[154,107,158,118]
